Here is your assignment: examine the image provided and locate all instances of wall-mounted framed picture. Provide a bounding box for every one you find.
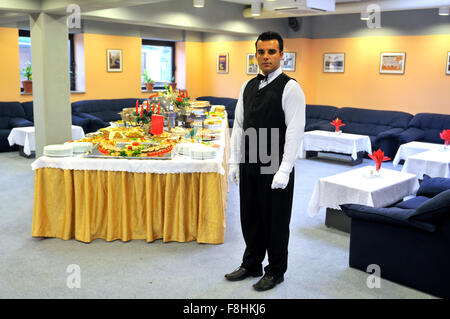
[323,53,345,73]
[380,52,406,74]
[217,53,228,74]
[446,52,450,75]
[246,53,259,75]
[107,49,122,72]
[281,52,296,71]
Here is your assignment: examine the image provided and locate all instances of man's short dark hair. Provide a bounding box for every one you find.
[255,31,284,52]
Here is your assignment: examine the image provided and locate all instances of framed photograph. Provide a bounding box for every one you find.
[107,49,122,72]
[217,53,228,74]
[323,53,345,73]
[281,52,296,71]
[446,52,450,75]
[246,54,259,75]
[380,52,406,74]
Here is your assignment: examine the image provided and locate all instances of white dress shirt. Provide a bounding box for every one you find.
[230,66,306,174]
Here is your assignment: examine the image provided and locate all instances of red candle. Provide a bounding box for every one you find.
[158,102,160,115]
[147,99,150,114]
[140,105,143,118]
[136,100,138,114]
[152,103,154,114]
[151,115,164,135]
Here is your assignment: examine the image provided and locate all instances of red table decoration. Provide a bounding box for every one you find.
[440,129,450,146]
[330,118,346,132]
[368,149,391,172]
[151,114,164,135]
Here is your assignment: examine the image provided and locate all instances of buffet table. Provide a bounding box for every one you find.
[31,121,229,244]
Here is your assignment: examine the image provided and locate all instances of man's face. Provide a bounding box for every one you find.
[256,39,283,75]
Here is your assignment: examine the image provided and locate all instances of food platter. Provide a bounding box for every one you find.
[83,143,173,160]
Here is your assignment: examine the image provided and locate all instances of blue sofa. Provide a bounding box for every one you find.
[311,107,413,159]
[71,98,145,132]
[21,101,94,134]
[341,175,450,298]
[0,102,33,152]
[396,113,450,145]
[305,104,339,131]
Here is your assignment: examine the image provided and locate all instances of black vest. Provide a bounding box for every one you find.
[242,72,294,167]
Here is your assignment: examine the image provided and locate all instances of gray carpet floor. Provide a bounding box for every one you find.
[0,151,436,299]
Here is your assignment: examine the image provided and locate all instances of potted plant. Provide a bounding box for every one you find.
[143,70,155,91]
[21,62,32,94]
[169,75,176,90]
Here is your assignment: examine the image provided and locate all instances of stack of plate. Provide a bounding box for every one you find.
[64,142,93,154]
[189,144,217,160]
[43,144,73,157]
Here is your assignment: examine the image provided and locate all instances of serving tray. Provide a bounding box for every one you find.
[83,143,172,160]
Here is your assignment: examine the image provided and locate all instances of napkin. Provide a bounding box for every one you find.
[368,149,391,171]
[440,129,450,146]
[330,118,346,132]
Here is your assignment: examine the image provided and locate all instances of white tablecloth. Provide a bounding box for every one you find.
[31,120,228,175]
[307,166,419,217]
[299,130,372,160]
[401,148,450,178]
[393,141,444,166]
[8,125,85,156]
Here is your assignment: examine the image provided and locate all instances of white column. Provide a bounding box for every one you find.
[30,12,72,157]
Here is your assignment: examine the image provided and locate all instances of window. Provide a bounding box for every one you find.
[18,30,76,92]
[141,39,175,90]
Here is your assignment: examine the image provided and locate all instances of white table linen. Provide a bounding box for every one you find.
[299,130,372,160]
[307,166,419,217]
[393,141,444,166]
[401,148,450,178]
[31,120,228,175]
[8,125,85,156]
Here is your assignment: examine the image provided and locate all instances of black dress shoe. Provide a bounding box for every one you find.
[225,267,262,281]
[253,274,284,291]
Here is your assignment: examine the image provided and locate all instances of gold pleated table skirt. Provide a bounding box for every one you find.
[32,167,229,244]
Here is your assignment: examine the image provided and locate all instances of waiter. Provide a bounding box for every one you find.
[225,31,305,291]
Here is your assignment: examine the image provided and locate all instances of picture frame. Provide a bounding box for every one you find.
[217,53,228,74]
[281,52,296,71]
[246,53,259,75]
[446,52,450,75]
[323,53,345,73]
[107,49,122,72]
[380,52,406,74]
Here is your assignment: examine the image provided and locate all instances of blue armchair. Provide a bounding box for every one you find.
[341,175,450,298]
[0,101,33,152]
[396,113,450,145]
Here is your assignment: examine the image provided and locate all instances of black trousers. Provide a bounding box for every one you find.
[239,163,295,277]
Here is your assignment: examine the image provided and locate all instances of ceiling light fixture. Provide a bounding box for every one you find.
[439,7,449,16]
[193,0,204,8]
[251,1,261,16]
[360,11,370,20]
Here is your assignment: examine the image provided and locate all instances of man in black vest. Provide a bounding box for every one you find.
[225,31,305,291]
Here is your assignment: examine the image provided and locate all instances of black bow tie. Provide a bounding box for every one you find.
[257,74,269,82]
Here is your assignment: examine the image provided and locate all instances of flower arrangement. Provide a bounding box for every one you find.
[172,89,190,111]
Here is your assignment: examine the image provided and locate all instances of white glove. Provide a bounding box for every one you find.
[229,164,239,185]
[271,170,290,189]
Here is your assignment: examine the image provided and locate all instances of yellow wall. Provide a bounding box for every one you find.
[307,34,450,115]
[0,27,21,102]
[0,26,449,115]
